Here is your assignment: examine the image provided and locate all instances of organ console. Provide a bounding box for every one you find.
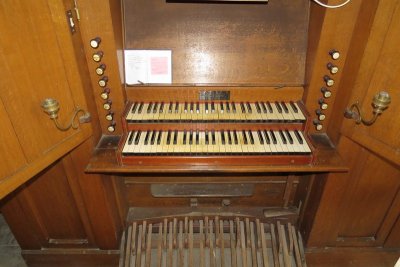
[117,100,313,166]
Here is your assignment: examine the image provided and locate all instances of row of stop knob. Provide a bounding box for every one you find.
[90,37,116,132]
[314,50,340,131]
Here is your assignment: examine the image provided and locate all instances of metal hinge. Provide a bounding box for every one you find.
[66,10,76,33]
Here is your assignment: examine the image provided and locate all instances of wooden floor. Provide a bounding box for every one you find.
[306,249,400,267]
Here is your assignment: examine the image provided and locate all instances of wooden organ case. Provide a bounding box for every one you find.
[84,0,349,265]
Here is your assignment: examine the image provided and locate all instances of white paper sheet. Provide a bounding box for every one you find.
[124,50,172,85]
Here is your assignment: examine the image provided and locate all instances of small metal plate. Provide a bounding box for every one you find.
[199,91,230,100]
[151,183,254,197]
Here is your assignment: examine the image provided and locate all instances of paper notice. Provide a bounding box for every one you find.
[124,50,172,84]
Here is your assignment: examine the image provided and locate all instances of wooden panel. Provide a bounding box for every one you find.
[124,0,309,85]
[0,100,26,179]
[123,180,296,207]
[78,0,126,135]
[0,0,90,162]
[22,160,88,246]
[306,136,400,247]
[341,0,400,166]
[304,0,363,134]
[385,215,400,248]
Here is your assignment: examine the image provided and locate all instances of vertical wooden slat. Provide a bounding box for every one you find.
[178,221,184,267]
[230,220,237,267]
[283,175,295,208]
[220,220,225,267]
[297,230,307,267]
[205,216,209,247]
[215,216,220,248]
[157,223,163,267]
[168,222,173,267]
[278,223,291,267]
[131,222,137,267]
[290,225,302,267]
[136,225,143,267]
[270,224,280,267]
[256,219,262,249]
[210,220,215,267]
[246,218,251,247]
[250,222,258,267]
[185,217,189,248]
[287,223,294,258]
[142,220,147,250]
[189,219,194,267]
[145,223,153,267]
[240,221,248,267]
[124,225,133,267]
[260,222,269,267]
[200,220,205,267]
[163,219,168,249]
[173,218,177,248]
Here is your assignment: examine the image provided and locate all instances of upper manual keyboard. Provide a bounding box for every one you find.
[125,101,306,122]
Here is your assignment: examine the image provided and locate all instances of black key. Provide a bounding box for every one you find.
[266,101,273,113]
[281,101,289,113]
[196,102,200,113]
[261,102,267,113]
[168,102,173,113]
[189,130,193,145]
[190,102,194,113]
[196,130,200,145]
[285,130,294,144]
[205,102,209,113]
[135,131,142,145]
[147,102,153,113]
[246,102,252,113]
[211,102,215,113]
[275,101,283,113]
[166,130,171,145]
[175,102,179,113]
[220,102,224,113]
[150,130,156,145]
[144,131,150,145]
[240,102,246,113]
[295,130,303,144]
[242,130,248,144]
[228,130,232,144]
[233,131,238,144]
[157,130,162,145]
[183,130,187,145]
[226,102,230,113]
[159,102,164,113]
[263,130,270,144]
[221,130,225,145]
[153,102,159,113]
[212,131,216,145]
[290,101,298,113]
[131,102,138,113]
[269,130,277,144]
[127,131,135,145]
[184,102,188,113]
[279,130,287,144]
[257,130,264,144]
[205,131,209,145]
[232,102,236,113]
[255,102,261,113]
[138,102,144,113]
[173,130,178,145]
[248,130,254,144]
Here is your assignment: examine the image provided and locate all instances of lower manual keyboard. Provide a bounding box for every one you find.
[119,129,313,166]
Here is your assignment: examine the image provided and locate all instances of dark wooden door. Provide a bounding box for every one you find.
[307,0,400,248]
